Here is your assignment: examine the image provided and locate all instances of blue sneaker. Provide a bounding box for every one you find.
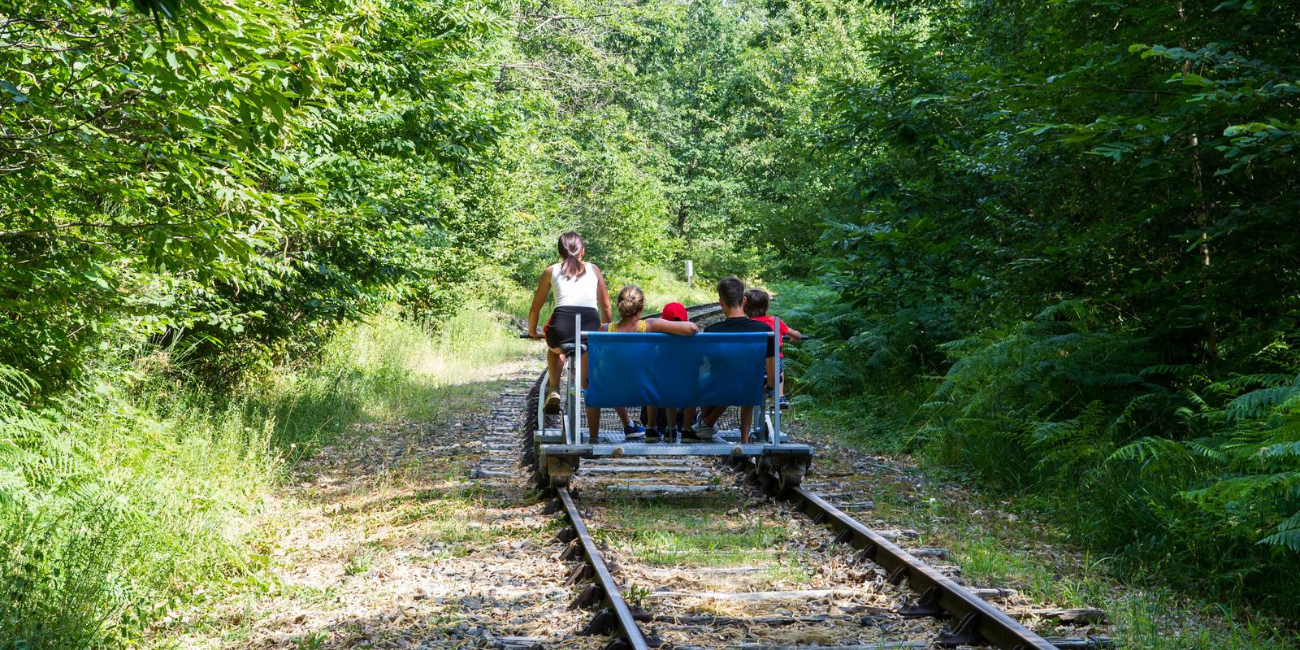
[623,424,647,440]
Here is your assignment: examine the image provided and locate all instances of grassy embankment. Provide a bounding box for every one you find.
[0,306,531,650]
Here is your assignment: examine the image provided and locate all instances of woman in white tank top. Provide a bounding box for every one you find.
[527,232,612,420]
[550,260,601,310]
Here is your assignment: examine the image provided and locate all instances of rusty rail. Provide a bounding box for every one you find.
[554,488,656,650]
[736,459,1059,650]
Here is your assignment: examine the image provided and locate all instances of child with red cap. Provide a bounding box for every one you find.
[660,301,689,323]
[651,302,694,440]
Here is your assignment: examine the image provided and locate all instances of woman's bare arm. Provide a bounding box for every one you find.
[647,318,699,336]
[592,264,612,324]
[527,267,552,338]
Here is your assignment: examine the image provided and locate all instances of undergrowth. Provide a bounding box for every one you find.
[772,282,1300,622]
[0,305,528,650]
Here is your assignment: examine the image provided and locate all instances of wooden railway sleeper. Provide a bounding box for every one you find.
[566,563,594,586]
[581,608,618,634]
[553,525,577,545]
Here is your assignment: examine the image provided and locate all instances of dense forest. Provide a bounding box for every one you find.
[3,0,1299,646]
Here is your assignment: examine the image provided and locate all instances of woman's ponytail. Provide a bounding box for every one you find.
[557,231,587,280]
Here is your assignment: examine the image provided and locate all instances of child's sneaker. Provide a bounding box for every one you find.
[544,390,561,415]
[778,395,792,410]
[623,424,647,440]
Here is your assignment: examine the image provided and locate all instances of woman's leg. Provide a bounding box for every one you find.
[739,406,753,444]
[547,349,564,389]
[615,407,633,427]
[586,408,602,443]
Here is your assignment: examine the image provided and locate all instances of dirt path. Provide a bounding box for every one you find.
[157,362,605,650]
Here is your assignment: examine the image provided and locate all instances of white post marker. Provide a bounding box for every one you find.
[685,260,694,288]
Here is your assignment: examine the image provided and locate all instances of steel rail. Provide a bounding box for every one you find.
[556,488,654,650]
[781,482,1058,649]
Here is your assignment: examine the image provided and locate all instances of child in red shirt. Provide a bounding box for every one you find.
[744,289,802,406]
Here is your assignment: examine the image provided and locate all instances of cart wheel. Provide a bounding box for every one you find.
[546,455,579,490]
[532,461,550,491]
[777,459,808,495]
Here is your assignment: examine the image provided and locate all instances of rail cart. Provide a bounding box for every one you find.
[526,314,813,492]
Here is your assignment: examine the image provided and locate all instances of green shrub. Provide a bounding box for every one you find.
[0,307,530,648]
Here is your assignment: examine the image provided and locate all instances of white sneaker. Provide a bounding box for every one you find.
[696,424,717,441]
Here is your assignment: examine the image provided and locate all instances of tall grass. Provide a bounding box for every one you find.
[0,306,529,650]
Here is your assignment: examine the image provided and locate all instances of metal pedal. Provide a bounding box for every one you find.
[937,612,984,647]
[898,586,945,619]
[571,583,606,611]
[887,564,909,586]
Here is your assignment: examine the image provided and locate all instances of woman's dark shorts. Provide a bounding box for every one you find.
[545,306,601,350]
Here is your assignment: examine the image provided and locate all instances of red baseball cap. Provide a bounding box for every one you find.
[661,302,688,321]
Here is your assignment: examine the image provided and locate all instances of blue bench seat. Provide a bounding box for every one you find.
[583,332,769,409]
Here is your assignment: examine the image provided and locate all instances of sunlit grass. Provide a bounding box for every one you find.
[597,497,799,570]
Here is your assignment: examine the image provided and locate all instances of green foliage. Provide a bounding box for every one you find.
[2,0,518,390]
[716,0,1300,614]
[6,0,1300,631]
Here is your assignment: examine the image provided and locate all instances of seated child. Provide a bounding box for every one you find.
[744,288,802,407]
[586,286,699,444]
[694,277,776,444]
[645,302,690,440]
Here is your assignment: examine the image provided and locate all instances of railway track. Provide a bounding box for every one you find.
[514,305,1112,650]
